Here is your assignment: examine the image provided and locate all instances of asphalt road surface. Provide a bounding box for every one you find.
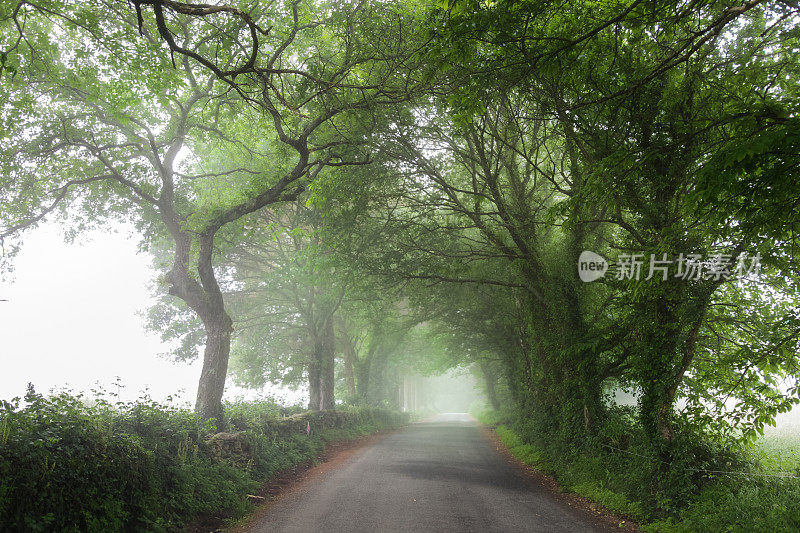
[244,413,611,533]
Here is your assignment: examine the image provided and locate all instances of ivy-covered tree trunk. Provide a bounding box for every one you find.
[639,283,718,443]
[636,292,680,443]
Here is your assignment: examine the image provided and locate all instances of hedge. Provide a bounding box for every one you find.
[0,387,408,532]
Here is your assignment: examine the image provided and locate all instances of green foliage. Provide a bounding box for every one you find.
[479,408,800,531]
[0,387,408,531]
[225,397,306,428]
[469,406,508,427]
[2,0,800,528]
[571,481,645,522]
[644,479,800,533]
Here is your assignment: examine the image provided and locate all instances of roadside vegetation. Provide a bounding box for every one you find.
[0,386,408,531]
[474,407,800,532]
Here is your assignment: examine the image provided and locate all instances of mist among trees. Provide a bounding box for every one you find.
[2,0,800,529]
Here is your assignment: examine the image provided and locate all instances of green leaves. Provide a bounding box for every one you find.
[0,50,19,80]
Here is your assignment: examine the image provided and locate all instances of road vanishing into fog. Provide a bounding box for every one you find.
[243,414,614,533]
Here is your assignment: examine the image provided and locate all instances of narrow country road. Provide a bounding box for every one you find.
[243,414,615,533]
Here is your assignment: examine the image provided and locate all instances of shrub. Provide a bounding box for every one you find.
[0,386,408,531]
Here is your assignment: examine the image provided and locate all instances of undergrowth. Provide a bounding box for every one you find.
[472,407,800,532]
[0,385,408,531]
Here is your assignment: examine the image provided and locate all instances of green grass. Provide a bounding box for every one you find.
[471,405,510,427]
[497,423,645,521]
[473,407,646,523]
[752,424,800,474]
[472,407,800,533]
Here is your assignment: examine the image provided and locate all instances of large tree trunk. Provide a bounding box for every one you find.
[320,316,336,410]
[340,328,357,398]
[479,360,501,411]
[355,351,371,402]
[308,355,322,410]
[655,304,708,442]
[367,346,389,406]
[195,310,233,422]
[165,229,235,424]
[308,314,337,410]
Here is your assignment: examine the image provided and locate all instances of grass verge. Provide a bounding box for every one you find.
[472,407,800,532]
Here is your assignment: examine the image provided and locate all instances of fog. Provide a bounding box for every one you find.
[611,387,800,435]
[401,368,486,413]
[0,221,304,407]
[1,220,796,434]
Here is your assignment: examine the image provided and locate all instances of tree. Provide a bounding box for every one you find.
[0,0,428,421]
[225,204,346,410]
[317,0,800,451]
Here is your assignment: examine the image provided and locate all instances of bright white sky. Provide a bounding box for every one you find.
[0,220,303,407]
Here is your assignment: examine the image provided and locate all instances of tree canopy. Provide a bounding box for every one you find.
[2,4,800,520]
